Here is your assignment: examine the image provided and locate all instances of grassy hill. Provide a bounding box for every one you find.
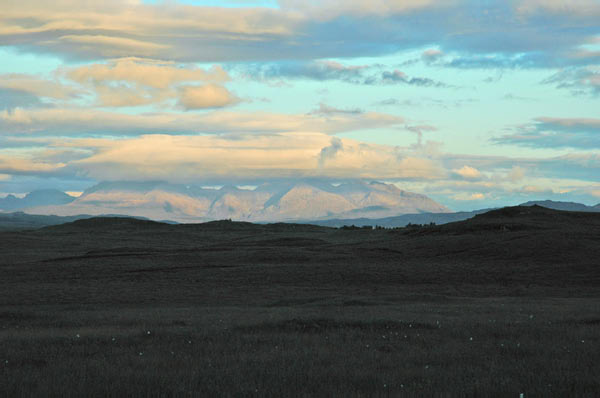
[0,206,598,396]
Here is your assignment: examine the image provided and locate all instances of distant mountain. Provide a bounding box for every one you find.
[23,180,450,222]
[305,209,493,228]
[520,200,600,212]
[0,211,177,231]
[0,212,92,230]
[312,200,600,228]
[0,190,75,211]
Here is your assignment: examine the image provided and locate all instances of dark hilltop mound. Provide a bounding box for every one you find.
[43,215,332,234]
[42,216,170,232]
[520,200,600,212]
[439,204,600,232]
[5,205,596,292]
[389,205,600,288]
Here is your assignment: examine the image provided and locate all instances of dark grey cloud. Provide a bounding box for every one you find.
[0,88,45,109]
[237,61,452,87]
[237,61,368,83]
[376,70,450,87]
[494,117,600,149]
[542,67,600,96]
[318,137,343,167]
[405,124,438,146]
[310,103,363,116]
[372,97,478,108]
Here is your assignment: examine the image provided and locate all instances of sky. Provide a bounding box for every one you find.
[0,0,599,211]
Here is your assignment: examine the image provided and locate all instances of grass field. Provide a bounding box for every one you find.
[1,207,599,396]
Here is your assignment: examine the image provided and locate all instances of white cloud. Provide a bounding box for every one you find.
[56,35,170,58]
[508,166,526,182]
[452,192,486,201]
[65,58,230,89]
[0,107,404,135]
[1,0,594,67]
[453,165,482,179]
[0,74,82,100]
[178,84,239,110]
[278,0,453,18]
[0,0,298,61]
[60,58,234,108]
[64,133,444,182]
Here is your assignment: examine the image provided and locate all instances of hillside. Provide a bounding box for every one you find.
[2,205,599,397]
[1,205,598,302]
[0,212,92,230]
[306,209,492,228]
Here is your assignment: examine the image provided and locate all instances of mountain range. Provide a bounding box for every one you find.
[520,200,600,212]
[0,189,75,211]
[2,182,599,227]
[1,180,449,223]
[307,200,600,228]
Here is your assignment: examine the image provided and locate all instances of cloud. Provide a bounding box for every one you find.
[318,137,343,167]
[452,192,486,201]
[421,49,444,64]
[310,103,363,116]
[494,117,600,148]
[0,154,65,175]
[514,0,600,17]
[405,124,438,146]
[239,61,450,87]
[1,0,597,70]
[65,58,230,89]
[542,66,600,96]
[453,165,482,179]
[441,151,600,182]
[56,35,170,58]
[0,74,82,100]
[373,97,478,108]
[0,0,299,62]
[376,70,451,87]
[0,88,45,109]
[61,58,235,108]
[508,166,526,182]
[0,107,404,136]
[240,60,368,83]
[278,0,451,18]
[2,132,599,210]
[178,84,239,110]
[59,133,445,182]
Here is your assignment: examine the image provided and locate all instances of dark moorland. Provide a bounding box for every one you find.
[1,205,599,396]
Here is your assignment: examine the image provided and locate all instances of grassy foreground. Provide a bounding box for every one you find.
[1,208,599,396]
[2,299,599,397]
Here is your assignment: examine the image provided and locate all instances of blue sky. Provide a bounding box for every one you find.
[0,0,599,210]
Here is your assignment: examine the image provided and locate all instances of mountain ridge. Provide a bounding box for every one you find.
[0,189,75,211]
[22,180,450,222]
[520,200,600,212]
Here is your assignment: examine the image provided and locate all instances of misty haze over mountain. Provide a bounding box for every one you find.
[0,190,75,211]
[1,180,449,223]
[2,181,599,227]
